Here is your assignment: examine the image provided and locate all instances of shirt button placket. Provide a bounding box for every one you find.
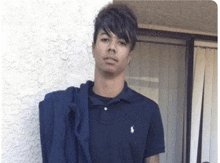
[104,107,108,111]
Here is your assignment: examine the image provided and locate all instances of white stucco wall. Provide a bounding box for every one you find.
[2,0,112,162]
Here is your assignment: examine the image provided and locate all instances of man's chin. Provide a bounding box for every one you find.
[103,70,116,77]
[102,69,124,79]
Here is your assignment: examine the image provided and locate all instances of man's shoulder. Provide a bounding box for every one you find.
[125,87,161,122]
[128,87,158,107]
[43,80,93,101]
[44,86,78,101]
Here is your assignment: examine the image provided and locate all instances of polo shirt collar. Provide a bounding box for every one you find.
[110,81,131,104]
[88,81,134,106]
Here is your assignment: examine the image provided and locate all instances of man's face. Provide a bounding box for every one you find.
[93,29,131,77]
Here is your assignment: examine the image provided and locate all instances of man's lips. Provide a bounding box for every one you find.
[103,57,118,62]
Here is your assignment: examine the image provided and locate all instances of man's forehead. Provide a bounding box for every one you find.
[98,29,114,36]
[98,29,123,39]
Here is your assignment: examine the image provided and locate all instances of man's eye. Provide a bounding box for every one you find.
[119,41,127,46]
[101,38,109,42]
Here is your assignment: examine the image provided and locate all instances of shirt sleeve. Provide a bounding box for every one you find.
[144,104,165,158]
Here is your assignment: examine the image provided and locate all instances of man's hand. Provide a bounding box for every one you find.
[144,154,160,163]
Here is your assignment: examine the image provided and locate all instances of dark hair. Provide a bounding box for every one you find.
[93,4,138,51]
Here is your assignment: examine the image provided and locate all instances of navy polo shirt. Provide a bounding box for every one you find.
[88,82,165,163]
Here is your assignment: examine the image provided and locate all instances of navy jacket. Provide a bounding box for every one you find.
[39,81,93,163]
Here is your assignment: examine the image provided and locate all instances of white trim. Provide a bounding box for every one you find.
[190,47,206,163]
[194,40,218,48]
[137,35,186,46]
[138,23,217,37]
[201,48,214,162]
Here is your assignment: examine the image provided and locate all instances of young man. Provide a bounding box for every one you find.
[39,4,165,163]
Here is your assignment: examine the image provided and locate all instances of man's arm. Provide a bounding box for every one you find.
[144,154,160,163]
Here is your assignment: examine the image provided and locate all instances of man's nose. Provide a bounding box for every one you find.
[108,40,117,53]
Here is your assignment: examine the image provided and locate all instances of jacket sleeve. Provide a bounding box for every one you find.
[39,93,54,163]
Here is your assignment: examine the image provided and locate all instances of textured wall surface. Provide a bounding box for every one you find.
[2,0,112,162]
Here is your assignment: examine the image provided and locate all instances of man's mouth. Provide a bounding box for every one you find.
[103,57,118,62]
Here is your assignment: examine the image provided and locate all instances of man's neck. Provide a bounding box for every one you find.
[93,71,125,98]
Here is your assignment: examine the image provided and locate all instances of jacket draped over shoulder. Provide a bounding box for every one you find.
[39,81,94,163]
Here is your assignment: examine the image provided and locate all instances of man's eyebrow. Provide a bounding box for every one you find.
[100,31,110,36]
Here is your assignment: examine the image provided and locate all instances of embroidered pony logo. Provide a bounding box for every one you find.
[130,125,134,133]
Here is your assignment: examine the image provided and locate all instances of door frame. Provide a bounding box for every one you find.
[137,26,217,163]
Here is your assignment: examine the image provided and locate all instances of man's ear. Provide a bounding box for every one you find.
[127,55,132,65]
[92,43,95,58]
